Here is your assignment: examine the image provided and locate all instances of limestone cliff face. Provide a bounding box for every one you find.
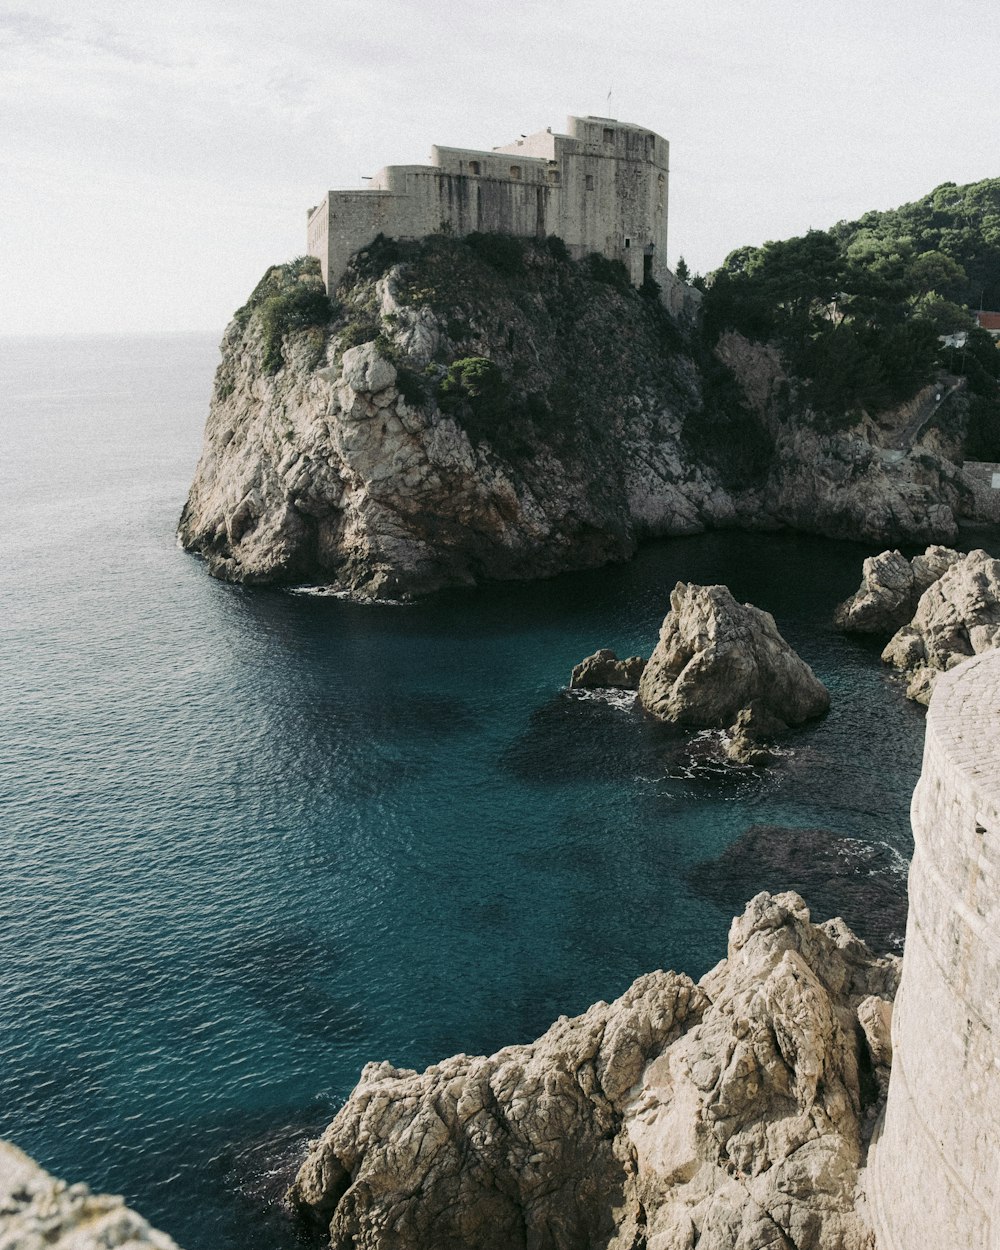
[289,892,898,1250]
[715,331,969,548]
[180,242,973,600]
[179,243,734,600]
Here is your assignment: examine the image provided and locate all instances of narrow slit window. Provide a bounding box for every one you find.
[603,128,614,143]
[585,174,595,191]
[510,165,522,180]
[469,161,481,175]
[624,237,631,249]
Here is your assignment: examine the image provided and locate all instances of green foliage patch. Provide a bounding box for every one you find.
[700,178,1000,434]
[236,255,332,374]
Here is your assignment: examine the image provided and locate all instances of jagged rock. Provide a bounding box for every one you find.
[882,548,1000,702]
[717,332,966,548]
[637,584,830,746]
[569,648,646,690]
[179,244,736,601]
[833,545,962,634]
[721,702,786,765]
[0,1140,181,1249]
[289,892,898,1250]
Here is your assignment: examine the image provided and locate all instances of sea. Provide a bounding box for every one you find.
[0,333,937,1248]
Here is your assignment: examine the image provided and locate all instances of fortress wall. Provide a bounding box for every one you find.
[867,650,1000,1248]
[309,116,672,296]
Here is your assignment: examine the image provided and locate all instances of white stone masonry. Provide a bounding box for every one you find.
[867,650,1000,1249]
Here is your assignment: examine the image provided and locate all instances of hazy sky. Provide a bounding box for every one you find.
[3,0,998,334]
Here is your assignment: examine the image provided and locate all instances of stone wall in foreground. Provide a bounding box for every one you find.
[867,650,1000,1247]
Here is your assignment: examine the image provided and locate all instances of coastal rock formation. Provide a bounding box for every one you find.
[569,648,646,690]
[289,891,898,1250]
[179,243,738,600]
[715,331,967,549]
[636,583,830,754]
[0,1140,181,1249]
[179,245,972,601]
[881,548,1000,702]
[833,545,962,634]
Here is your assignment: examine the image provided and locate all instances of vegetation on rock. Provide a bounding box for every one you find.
[234,255,332,374]
[701,177,1000,444]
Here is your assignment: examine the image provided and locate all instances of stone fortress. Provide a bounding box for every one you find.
[307,115,691,312]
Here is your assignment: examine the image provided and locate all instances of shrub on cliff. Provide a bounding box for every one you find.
[437,357,509,419]
[236,256,333,374]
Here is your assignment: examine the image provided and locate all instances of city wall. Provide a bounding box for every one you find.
[867,650,1000,1248]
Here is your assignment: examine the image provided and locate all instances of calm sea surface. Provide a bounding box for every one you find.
[0,334,937,1247]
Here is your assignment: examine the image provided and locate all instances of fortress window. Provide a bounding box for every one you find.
[585,174,595,191]
[469,160,481,175]
[603,127,614,143]
[510,165,522,180]
[624,237,631,249]
[546,169,560,185]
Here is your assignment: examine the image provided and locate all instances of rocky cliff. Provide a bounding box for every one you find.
[289,892,898,1250]
[179,239,975,600]
[0,1140,181,1249]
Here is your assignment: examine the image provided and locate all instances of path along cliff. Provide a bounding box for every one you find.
[179,238,977,600]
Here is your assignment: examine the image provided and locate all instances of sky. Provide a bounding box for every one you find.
[2,0,999,335]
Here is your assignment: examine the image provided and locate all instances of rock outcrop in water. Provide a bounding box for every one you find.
[569,648,646,690]
[636,583,829,762]
[289,891,898,1250]
[833,545,962,634]
[179,241,974,601]
[0,1140,181,1249]
[881,548,1000,702]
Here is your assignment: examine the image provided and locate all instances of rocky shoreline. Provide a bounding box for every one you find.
[288,892,897,1250]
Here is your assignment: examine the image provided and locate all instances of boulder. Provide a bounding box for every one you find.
[637,583,830,739]
[0,1140,181,1249]
[289,892,898,1250]
[340,340,397,395]
[882,548,1000,702]
[569,648,646,690]
[833,545,962,634]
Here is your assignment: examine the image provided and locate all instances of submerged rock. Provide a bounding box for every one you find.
[882,548,1000,702]
[0,1140,181,1249]
[637,583,830,754]
[569,648,646,690]
[687,824,908,953]
[289,892,898,1250]
[833,544,962,634]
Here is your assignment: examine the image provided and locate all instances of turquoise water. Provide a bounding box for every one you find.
[1,334,931,1248]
